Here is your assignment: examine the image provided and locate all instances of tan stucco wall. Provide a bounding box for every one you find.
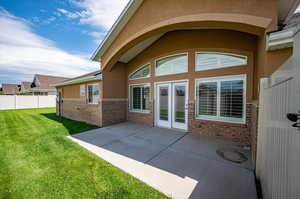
[124,29,257,144]
[102,62,126,99]
[127,30,256,101]
[265,47,293,77]
[100,0,278,70]
[61,80,102,99]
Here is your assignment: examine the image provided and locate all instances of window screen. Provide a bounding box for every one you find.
[196,75,245,123]
[129,64,150,80]
[132,87,142,109]
[196,53,247,71]
[130,84,150,112]
[156,54,188,76]
[197,82,217,116]
[220,80,244,119]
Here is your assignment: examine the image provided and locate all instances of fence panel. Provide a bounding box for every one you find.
[16,96,39,109]
[0,96,16,110]
[38,96,56,108]
[0,95,56,110]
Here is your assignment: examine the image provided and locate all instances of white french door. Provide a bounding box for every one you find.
[156,81,188,130]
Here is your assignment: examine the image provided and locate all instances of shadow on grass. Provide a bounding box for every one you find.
[41,113,99,135]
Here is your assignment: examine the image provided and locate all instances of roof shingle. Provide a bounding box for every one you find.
[2,84,19,95]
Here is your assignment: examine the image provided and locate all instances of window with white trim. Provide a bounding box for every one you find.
[196,52,247,71]
[80,85,85,96]
[129,64,150,80]
[129,84,150,112]
[196,75,246,123]
[156,53,188,76]
[87,84,99,104]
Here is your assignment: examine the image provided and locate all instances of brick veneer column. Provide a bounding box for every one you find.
[188,101,254,145]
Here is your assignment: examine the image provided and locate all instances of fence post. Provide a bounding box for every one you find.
[14,95,17,109]
[37,95,39,108]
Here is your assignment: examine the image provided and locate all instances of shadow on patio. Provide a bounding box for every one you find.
[68,122,257,199]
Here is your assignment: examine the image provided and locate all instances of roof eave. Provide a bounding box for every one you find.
[91,0,143,62]
[53,75,102,87]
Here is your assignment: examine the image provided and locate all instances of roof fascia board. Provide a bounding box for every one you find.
[53,75,102,87]
[282,0,300,24]
[91,0,143,62]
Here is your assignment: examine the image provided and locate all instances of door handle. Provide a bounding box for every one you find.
[185,104,189,110]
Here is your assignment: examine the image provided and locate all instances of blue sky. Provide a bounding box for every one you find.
[0,0,129,84]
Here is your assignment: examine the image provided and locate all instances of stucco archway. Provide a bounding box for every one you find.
[102,13,272,71]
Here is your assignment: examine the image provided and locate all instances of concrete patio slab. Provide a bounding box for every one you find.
[170,133,254,170]
[148,148,257,199]
[101,135,171,163]
[68,122,257,199]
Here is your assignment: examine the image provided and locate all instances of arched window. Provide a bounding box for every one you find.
[155,53,188,76]
[129,64,150,80]
[196,52,247,71]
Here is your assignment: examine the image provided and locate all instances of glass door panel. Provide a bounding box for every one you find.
[159,86,169,121]
[156,84,171,128]
[174,85,185,123]
[172,82,187,130]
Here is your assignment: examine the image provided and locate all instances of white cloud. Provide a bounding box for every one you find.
[0,8,98,83]
[88,31,106,43]
[57,8,68,14]
[56,8,85,19]
[70,0,129,30]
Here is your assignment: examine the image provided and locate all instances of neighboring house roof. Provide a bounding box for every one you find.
[31,74,70,92]
[2,84,19,95]
[54,70,102,87]
[20,81,32,92]
[91,0,299,62]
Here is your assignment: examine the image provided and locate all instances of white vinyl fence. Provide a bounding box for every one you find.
[0,95,56,110]
[256,30,300,199]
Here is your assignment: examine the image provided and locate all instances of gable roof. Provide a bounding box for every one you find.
[91,0,143,62]
[91,0,300,63]
[32,74,70,91]
[54,70,102,87]
[2,84,19,95]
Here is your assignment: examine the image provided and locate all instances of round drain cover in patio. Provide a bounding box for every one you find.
[216,148,248,164]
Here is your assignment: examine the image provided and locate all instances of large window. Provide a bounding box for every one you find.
[156,53,188,76]
[196,75,246,123]
[129,64,150,80]
[87,84,99,104]
[129,84,150,112]
[196,52,247,71]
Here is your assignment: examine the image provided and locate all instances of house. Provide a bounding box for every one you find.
[56,0,296,149]
[20,81,32,94]
[54,71,102,126]
[2,84,19,95]
[31,74,70,96]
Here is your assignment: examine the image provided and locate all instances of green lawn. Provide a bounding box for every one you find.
[0,108,168,199]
